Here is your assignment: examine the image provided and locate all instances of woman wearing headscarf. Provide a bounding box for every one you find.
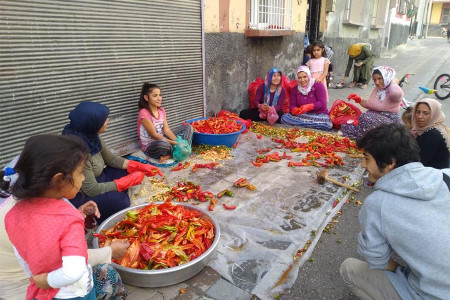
[340,44,375,89]
[412,98,450,169]
[240,67,286,124]
[281,66,332,130]
[62,101,162,222]
[342,65,403,141]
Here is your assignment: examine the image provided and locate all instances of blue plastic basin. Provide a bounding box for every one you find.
[186,117,246,147]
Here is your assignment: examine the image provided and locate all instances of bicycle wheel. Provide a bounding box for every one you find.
[433,73,450,100]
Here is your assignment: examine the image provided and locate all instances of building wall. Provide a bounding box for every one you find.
[321,0,383,76]
[203,0,306,116]
[387,6,411,50]
[430,2,443,24]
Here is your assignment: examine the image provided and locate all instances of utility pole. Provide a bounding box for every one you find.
[424,0,433,38]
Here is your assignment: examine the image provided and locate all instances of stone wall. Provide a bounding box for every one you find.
[204,32,304,116]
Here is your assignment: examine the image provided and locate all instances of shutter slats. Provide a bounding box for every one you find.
[0,0,203,166]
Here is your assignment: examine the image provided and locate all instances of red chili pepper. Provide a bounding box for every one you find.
[257,134,262,140]
[332,200,339,208]
[233,142,239,148]
[170,163,184,171]
[234,178,249,187]
[251,160,263,167]
[223,204,237,210]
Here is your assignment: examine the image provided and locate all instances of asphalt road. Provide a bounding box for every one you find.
[282,37,450,300]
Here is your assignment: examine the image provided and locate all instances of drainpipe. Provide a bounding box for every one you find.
[201,0,207,117]
[424,0,433,38]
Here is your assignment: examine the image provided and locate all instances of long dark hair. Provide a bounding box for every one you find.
[1,134,89,200]
[311,41,327,58]
[138,83,161,111]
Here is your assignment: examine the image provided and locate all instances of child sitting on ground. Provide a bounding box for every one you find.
[4,134,96,300]
[137,83,193,163]
[402,106,413,130]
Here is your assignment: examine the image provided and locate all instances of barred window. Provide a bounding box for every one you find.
[249,0,293,30]
[398,0,409,15]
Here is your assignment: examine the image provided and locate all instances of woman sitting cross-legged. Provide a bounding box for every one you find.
[281,66,333,130]
[341,65,403,141]
[63,101,162,222]
[239,67,286,124]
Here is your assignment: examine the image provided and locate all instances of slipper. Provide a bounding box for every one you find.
[127,154,179,168]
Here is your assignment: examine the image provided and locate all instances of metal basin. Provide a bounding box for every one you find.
[93,202,220,287]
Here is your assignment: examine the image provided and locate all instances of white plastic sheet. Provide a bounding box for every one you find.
[132,130,363,299]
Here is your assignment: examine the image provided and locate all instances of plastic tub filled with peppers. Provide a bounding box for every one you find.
[92,201,220,287]
[185,117,246,147]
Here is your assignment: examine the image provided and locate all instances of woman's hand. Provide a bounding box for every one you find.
[356,62,364,67]
[392,77,400,85]
[127,160,163,177]
[32,273,51,289]
[258,104,268,111]
[315,78,321,83]
[109,240,130,260]
[78,201,100,219]
[167,139,178,146]
[347,93,362,103]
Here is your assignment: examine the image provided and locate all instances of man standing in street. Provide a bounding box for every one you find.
[340,123,450,300]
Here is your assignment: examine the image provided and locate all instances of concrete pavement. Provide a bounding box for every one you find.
[281,37,450,300]
[123,38,449,300]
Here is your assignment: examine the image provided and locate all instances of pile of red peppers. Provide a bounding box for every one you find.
[94,201,215,270]
[189,117,242,134]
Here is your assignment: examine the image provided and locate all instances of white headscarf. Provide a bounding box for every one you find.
[372,65,396,102]
[296,65,315,95]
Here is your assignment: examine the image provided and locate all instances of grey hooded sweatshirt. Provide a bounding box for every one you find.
[357,162,450,300]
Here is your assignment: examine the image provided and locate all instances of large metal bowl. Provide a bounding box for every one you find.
[93,202,220,287]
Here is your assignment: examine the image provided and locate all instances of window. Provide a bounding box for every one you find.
[371,0,379,26]
[343,0,365,26]
[398,0,409,15]
[372,0,387,28]
[249,0,293,30]
[442,8,450,24]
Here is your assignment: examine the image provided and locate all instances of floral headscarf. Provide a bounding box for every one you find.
[373,65,396,102]
[264,68,283,107]
[412,98,450,149]
[296,65,315,95]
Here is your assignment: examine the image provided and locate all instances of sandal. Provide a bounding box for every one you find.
[348,81,357,88]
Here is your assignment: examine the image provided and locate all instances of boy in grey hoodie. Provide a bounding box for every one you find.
[340,123,450,300]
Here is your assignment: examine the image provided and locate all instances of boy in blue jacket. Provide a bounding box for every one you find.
[340,123,450,300]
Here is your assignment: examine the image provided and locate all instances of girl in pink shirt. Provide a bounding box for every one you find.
[306,41,330,101]
[5,135,95,300]
[137,83,193,163]
[341,65,404,140]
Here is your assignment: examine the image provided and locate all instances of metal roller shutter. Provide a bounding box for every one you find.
[0,0,204,166]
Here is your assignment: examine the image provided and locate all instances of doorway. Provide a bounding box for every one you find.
[305,0,322,43]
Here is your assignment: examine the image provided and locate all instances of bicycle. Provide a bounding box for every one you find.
[433,73,450,100]
[398,73,415,108]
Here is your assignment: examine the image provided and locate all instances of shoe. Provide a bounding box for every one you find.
[360,84,368,89]
[348,82,357,88]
